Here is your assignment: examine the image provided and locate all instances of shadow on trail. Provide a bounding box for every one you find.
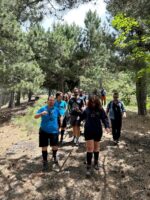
[1,135,150,200]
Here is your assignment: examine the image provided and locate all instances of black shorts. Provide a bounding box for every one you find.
[84,132,102,142]
[39,128,58,147]
[70,115,81,126]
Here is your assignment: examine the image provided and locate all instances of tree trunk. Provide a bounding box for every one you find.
[57,76,64,92]
[48,88,51,97]
[28,91,33,102]
[16,91,21,106]
[136,73,147,115]
[99,78,103,89]
[8,91,15,108]
[60,77,64,93]
[0,94,2,109]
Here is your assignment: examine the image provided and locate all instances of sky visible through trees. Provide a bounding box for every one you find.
[0,0,149,115]
[42,0,107,29]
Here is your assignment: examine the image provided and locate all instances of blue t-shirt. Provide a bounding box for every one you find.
[36,105,60,134]
[54,100,67,116]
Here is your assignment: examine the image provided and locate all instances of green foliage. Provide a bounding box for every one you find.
[112,14,139,48]
[106,72,136,106]
[105,0,150,20]
[113,16,149,73]
[27,23,84,91]
[105,0,150,115]
[112,13,150,75]
[79,10,112,93]
[0,0,45,101]
[147,99,150,110]
[1,0,146,114]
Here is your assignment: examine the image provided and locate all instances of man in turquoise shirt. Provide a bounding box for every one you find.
[34,96,63,171]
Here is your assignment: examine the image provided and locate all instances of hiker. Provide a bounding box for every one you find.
[80,95,110,176]
[93,88,99,96]
[79,89,86,106]
[34,96,63,171]
[68,88,84,146]
[92,89,101,101]
[100,87,106,106]
[63,93,70,128]
[106,92,126,144]
[54,92,67,144]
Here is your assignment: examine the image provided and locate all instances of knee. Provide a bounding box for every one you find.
[42,146,48,151]
[86,145,93,152]
[52,146,58,150]
[94,143,99,152]
[94,146,99,152]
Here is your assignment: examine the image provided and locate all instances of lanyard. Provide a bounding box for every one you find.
[48,108,54,121]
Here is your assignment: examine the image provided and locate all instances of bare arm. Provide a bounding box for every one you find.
[106,102,111,115]
[121,102,126,118]
[34,111,48,119]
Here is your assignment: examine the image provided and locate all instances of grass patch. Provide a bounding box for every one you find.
[12,97,47,135]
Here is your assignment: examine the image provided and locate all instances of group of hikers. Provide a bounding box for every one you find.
[34,88,126,176]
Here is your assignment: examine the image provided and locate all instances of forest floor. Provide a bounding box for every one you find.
[0,103,150,200]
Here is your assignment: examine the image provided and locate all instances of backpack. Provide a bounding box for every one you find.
[101,89,106,96]
[108,100,123,119]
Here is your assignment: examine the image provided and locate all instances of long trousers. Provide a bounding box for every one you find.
[111,119,122,141]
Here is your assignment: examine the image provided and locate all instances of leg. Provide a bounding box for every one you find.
[39,129,49,171]
[76,126,80,137]
[60,128,65,143]
[116,119,122,141]
[93,141,100,170]
[104,96,106,106]
[42,146,48,162]
[94,141,100,165]
[42,147,48,171]
[72,125,80,145]
[60,116,67,142]
[75,125,81,145]
[50,134,59,163]
[52,146,58,162]
[71,126,76,143]
[111,119,117,141]
[70,116,76,138]
[72,126,76,136]
[86,140,94,169]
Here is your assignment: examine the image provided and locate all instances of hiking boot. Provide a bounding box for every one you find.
[86,165,92,177]
[59,139,64,146]
[86,169,91,176]
[71,136,76,143]
[75,138,80,146]
[94,163,100,170]
[42,161,48,171]
[53,157,59,165]
[74,137,77,144]
[114,140,119,145]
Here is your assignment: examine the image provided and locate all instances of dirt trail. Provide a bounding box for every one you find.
[0,111,150,200]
